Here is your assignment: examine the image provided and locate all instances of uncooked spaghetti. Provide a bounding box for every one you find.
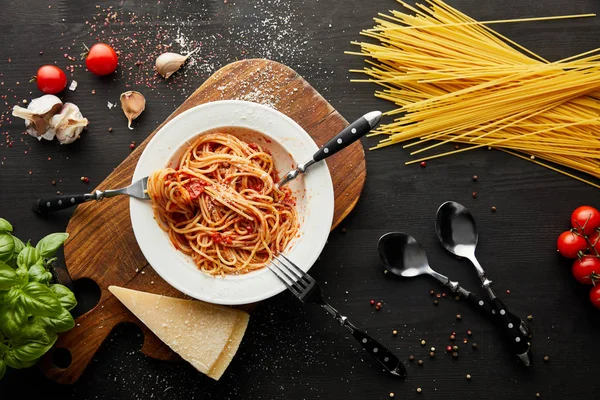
[147,132,298,276]
[348,0,600,188]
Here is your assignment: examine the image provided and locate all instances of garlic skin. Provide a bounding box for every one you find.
[11,95,63,140]
[51,103,89,145]
[120,91,146,130]
[155,49,199,79]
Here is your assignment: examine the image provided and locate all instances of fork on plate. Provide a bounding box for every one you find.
[268,254,407,377]
[33,176,150,214]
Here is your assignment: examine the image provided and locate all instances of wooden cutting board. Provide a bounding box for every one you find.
[39,59,367,384]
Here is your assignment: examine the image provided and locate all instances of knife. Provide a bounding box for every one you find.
[276,111,382,188]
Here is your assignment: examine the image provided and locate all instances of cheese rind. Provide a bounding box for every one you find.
[108,285,249,380]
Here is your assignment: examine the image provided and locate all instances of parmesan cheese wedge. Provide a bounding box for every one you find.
[108,286,249,380]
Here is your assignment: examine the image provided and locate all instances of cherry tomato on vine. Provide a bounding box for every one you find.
[571,206,600,236]
[572,257,600,285]
[590,286,600,309]
[557,231,587,258]
[85,43,118,76]
[34,65,67,94]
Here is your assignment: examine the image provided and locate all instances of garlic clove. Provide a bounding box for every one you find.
[155,48,199,79]
[11,95,63,139]
[120,91,146,130]
[51,103,89,145]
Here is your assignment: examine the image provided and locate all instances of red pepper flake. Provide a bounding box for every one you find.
[506,289,511,294]
[420,161,427,167]
[129,142,135,149]
[370,299,375,306]
[91,90,96,95]
[80,176,90,183]
[446,345,452,352]
[472,192,478,198]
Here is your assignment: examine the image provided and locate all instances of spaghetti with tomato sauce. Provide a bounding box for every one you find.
[147,132,299,276]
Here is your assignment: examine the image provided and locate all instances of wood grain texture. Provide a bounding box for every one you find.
[39,59,365,384]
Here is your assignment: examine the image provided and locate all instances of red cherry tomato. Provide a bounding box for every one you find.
[556,231,587,258]
[85,43,118,76]
[572,257,600,285]
[35,65,67,94]
[571,206,600,236]
[590,286,600,309]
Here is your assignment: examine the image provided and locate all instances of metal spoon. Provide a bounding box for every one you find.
[435,201,533,366]
[378,232,495,316]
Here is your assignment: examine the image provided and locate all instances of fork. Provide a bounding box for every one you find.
[268,254,407,377]
[33,176,150,214]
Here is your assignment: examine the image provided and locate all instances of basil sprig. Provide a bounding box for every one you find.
[0,218,76,380]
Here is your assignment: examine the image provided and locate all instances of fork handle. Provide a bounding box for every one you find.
[33,193,97,214]
[347,322,407,377]
[321,304,406,377]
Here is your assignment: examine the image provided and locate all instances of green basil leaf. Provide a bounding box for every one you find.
[35,233,69,258]
[0,359,6,381]
[0,218,12,233]
[49,284,77,311]
[5,286,23,305]
[4,350,38,369]
[12,235,25,255]
[17,245,40,270]
[0,261,22,290]
[0,303,27,338]
[38,309,74,333]
[12,334,57,362]
[19,282,62,317]
[28,264,53,285]
[0,234,15,263]
[19,318,51,344]
[15,265,29,284]
[0,341,8,358]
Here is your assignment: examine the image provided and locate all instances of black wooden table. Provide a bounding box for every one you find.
[1,0,599,398]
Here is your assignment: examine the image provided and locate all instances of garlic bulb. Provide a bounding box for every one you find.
[155,48,199,79]
[51,103,89,145]
[120,91,146,130]
[11,95,63,140]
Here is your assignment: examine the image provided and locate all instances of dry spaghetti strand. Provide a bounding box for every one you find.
[348,0,600,186]
[147,133,299,276]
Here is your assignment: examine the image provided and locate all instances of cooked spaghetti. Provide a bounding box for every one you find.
[147,132,299,276]
[348,0,600,188]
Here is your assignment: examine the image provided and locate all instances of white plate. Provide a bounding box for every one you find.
[130,100,334,305]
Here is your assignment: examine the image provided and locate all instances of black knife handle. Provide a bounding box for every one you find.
[492,297,532,364]
[347,321,407,377]
[313,114,375,163]
[33,193,95,214]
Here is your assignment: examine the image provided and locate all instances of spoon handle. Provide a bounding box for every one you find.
[464,292,495,315]
[491,298,532,366]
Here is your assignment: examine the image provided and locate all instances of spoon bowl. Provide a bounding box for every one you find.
[377,232,434,278]
[435,201,479,259]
